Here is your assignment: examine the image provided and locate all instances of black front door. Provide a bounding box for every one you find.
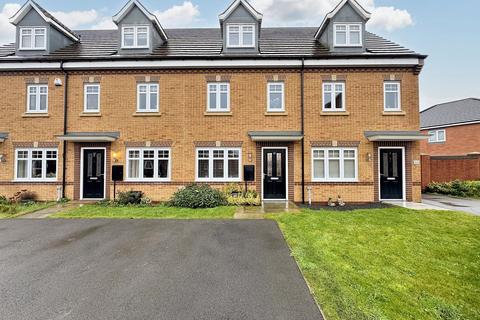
[82,149,105,199]
[380,148,404,200]
[263,149,287,199]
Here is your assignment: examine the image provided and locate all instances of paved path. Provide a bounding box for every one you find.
[0,220,323,320]
[17,203,76,219]
[422,194,480,216]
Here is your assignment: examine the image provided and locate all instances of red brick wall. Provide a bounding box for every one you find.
[420,123,480,156]
[421,154,480,189]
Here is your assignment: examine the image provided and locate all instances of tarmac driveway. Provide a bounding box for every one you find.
[423,194,480,216]
[0,220,322,320]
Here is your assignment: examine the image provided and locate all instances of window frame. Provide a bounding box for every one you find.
[384,81,402,111]
[322,82,346,112]
[14,148,58,182]
[267,82,285,112]
[333,23,363,47]
[428,129,446,143]
[26,84,48,113]
[83,83,101,113]
[195,147,242,182]
[136,83,159,113]
[311,147,358,182]
[125,147,171,182]
[121,25,150,49]
[226,23,255,48]
[207,82,230,112]
[19,27,47,50]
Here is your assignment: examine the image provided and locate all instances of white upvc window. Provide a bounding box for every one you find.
[226,24,255,48]
[126,148,171,181]
[207,82,230,112]
[27,84,48,113]
[323,82,345,111]
[137,83,159,112]
[196,148,241,182]
[122,25,149,48]
[15,148,58,181]
[384,82,401,111]
[19,27,46,50]
[428,129,446,143]
[334,23,362,47]
[84,84,100,112]
[267,82,285,112]
[312,148,358,181]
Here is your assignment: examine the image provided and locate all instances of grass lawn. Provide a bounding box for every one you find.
[0,202,54,219]
[270,207,480,320]
[51,204,236,219]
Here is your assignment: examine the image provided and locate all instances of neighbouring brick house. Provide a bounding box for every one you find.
[420,98,480,156]
[0,0,427,203]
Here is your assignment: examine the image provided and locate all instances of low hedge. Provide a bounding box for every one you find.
[169,184,227,208]
[426,180,480,198]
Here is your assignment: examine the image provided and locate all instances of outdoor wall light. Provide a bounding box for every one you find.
[366,153,372,162]
[0,154,5,162]
[112,152,120,163]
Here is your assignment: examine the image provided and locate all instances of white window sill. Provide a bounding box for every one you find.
[19,48,46,51]
[204,111,232,116]
[121,46,150,49]
[334,44,362,48]
[311,179,359,183]
[124,179,171,182]
[265,111,287,115]
[383,110,405,116]
[196,178,242,183]
[226,45,255,49]
[320,111,350,116]
[22,113,49,118]
[80,112,102,117]
[133,112,161,117]
[13,179,57,183]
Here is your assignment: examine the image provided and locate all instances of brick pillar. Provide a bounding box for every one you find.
[421,154,431,190]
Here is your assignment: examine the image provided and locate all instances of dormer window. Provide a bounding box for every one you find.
[334,23,362,47]
[122,26,149,48]
[227,24,255,48]
[19,27,46,50]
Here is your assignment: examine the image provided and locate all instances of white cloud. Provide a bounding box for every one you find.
[153,1,200,28]
[0,3,21,44]
[51,9,99,29]
[368,6,413,32]
[91,17,116,30]
[250,0,413,31]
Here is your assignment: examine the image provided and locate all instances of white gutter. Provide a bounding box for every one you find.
[420,120,480,130]
[0,58,421,70]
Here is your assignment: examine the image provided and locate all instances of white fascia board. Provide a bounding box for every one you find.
[57,136,117,142]
[250,136,303,142]
[366,135,428,142]
[9,1,79,42]
[0,57,421,70]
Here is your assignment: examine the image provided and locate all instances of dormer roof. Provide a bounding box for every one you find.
[219,0,263,21]
[314,0,371,39]
[9,0,79,42]
[113,0,168,41]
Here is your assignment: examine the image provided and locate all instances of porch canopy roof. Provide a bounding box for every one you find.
[364,131,428,142]
[0,132,8,142]
[248,131,303,142]
[57,132,120,142]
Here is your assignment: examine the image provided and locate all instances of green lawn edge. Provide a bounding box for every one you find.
[0,202,56,219]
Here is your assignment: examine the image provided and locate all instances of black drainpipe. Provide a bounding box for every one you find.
[60,61,68,199]
[301,58,305,204]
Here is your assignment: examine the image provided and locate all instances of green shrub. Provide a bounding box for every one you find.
[117,190,144,205]
[169,184,227,208]
[0,204,17,215]
[226,189,261,206]
[0,195,9,205]
[426,180,480,198]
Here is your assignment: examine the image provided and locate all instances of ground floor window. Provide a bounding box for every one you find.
[312,147,357,181]
[15,148,57,181]
[196,148,241,181]
[126,148,171,181]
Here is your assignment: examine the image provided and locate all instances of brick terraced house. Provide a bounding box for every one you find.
[0,0,427,203]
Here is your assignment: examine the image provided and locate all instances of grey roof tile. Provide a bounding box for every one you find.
[420,98,480,128]
[0,27,422,60]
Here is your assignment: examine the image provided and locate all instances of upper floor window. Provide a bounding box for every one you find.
[384,82,401,111]
[323,82,345,111]
[15,148,57,181]
[267,82,285,112]
[19,27,46,50]
[428,129,446,143]
[207,82,230,112]
[84,84,100,113]
[137,83,159,112]
[312,148,357,181]
[27,84,48,113]
[227,24,255,48]
[196,148,241,181]
[122,26,149,48]
[334,24,362,47]
[126,148,171,181]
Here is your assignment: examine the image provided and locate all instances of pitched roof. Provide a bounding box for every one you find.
[219,0,263,21]
[112,0,168,41]
[9,0,79,42]
[420,98,480,129]
[315,0,371,39]
[0,28,421,60]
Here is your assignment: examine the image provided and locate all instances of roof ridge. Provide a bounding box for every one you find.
[420,98,480,113]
